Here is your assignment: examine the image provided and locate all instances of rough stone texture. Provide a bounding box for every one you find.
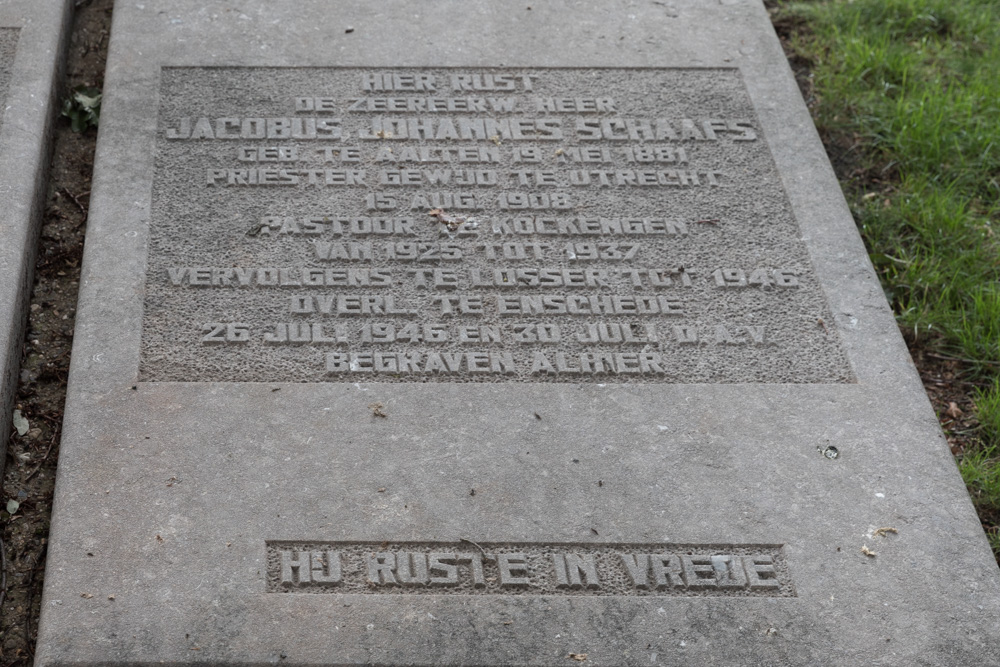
[265,541,794,596]
[0,0,72,476]
[142,67,851,384]
[36,1,1000,665]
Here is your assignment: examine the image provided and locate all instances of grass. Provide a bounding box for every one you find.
[774,0,1000,558]
[964,379,1000,553]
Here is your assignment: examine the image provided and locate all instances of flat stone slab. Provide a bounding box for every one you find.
[37,1,1000,665]
[0,0,72,466]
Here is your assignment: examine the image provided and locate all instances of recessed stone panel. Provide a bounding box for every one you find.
[142,67,851,383]
[267,541,793,596]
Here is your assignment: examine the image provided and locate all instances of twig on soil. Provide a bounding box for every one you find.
[60,188,89,215]
[25,435,57,482]
[20,541,46,664]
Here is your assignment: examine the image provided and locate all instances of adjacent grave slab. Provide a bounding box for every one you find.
[37,1,1000,665]
[0,0,73,468]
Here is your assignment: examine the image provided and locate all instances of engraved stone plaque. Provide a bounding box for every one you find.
[144,67,851,383]
[266,541,793,596]
[36,2,1000,666]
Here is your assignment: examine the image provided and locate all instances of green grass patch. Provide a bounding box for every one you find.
[963,378,1000,554]
[775,0,1000,559]
[779,0,1000,370]
[975,378,1000,444]
[960,443,1000,555]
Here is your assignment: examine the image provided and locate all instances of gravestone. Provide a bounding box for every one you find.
[0,0,73,469]
[36,1,1000,665]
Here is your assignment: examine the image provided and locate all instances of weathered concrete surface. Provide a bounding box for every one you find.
[0,0,73,473]
[36,1,1000,665]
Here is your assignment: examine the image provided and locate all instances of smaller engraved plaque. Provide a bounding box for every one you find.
[266,541,793,597]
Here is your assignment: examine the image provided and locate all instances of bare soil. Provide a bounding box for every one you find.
[0,2,989,664]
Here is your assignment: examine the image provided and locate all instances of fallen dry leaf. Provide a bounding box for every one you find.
[568,654,588,662]
[80,593,93,599]
[874,526,898,538]
[945,402,963,419]
[11,409,28,436]
[428,208,472,232]
[369,402,388,418]
[861,545,877,558]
